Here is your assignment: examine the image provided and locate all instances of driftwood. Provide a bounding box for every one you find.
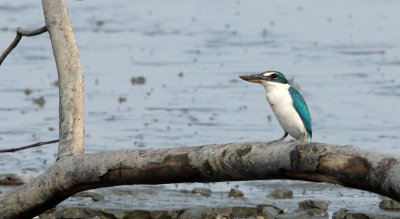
[1,141,400,218]
[0,1,399,219]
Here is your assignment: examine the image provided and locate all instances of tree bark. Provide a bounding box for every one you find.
[1,141,400,219]
[42,0,84,158]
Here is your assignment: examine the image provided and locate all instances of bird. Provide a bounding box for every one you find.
[239,71,312,142]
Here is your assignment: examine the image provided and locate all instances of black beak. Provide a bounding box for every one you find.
[239,73,267,83]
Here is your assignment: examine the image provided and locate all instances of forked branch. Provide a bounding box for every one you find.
[0,26,47,66]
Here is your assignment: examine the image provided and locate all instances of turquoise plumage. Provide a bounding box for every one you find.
[289,87,312,139]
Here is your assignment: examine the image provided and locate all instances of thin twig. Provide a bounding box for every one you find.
[0,26,47,66]
[0,139,58,153]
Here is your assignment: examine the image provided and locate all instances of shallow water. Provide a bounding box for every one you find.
[0,0,399,216]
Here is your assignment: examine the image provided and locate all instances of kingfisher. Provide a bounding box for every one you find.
[239,71,312,142]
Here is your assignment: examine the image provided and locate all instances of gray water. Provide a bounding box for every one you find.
[0,0,399,216]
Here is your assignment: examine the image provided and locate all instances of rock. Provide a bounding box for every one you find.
[332,209,346,219]
[124,210,151,219]
[0,174,31,185]
[268,188,293,199]
[118,97,127,103]
[298,200,329,210]
[136,76,146,84]
[332,209,399,219]
[131,76,146,85]
[73,190,104,202]
[276,211,308,219]
[55,207,103,218]
[24,88,32,96]
[228,188,244,198]
[33,96,46,107]
[379,199,400,211]
[259,205,284,219]
[213,207,232,218]
[178,208,214,219]
[304,209,329,218]
[191,187,212,197]
[149,210,176,219]
[230,206,258,217]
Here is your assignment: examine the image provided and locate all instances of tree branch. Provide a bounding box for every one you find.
[0,139,58,153]
[0,26,47,66]
[42,0,84,158]
[1,141,399,219]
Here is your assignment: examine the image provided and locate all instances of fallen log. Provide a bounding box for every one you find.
[1,141,399,218]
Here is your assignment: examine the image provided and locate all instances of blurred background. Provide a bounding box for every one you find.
[0,0,399,216]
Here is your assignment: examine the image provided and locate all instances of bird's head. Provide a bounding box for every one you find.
[239,71,288,86]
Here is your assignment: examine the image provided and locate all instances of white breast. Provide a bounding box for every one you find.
[263,82,308,140]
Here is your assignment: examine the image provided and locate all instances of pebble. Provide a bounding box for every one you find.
[191,187,211,197]
[332,209,398,219]
[24,88,32,96]
[131,76,146,85]
[73,190,104,202]
[268,188,293,199]
[379,198,400,211]
[118,97,127,103]
[32,96,46,107]
[298,199,329,210]
[228,188,244,198]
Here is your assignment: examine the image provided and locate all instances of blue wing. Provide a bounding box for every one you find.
[289,87,312,138]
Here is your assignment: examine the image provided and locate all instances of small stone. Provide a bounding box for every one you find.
[48,127,55,131]
[332,209,398,219]
[257,205,283,219]
[73,190,104,202]
[118,97,127,103]
[298,199,329,210]
[33,96,46,107]
[268,188,293,199]
[379,198,400,211]
[0,174,31,185]
[124,210,151,219]
[304,209,329,218]
[178,208,213,219]
[276,211,308,219]
[228,188,244,198]
[179,72,184,77]
[332,209,346,219]
[230,206,257,217]
[24,88,32,96]
[213,207,232,217]
[136,76,146,84]
[191,187,211,197]
[149,210,169,219]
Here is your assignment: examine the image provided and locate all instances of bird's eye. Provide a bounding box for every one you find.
[271,74,278,79]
